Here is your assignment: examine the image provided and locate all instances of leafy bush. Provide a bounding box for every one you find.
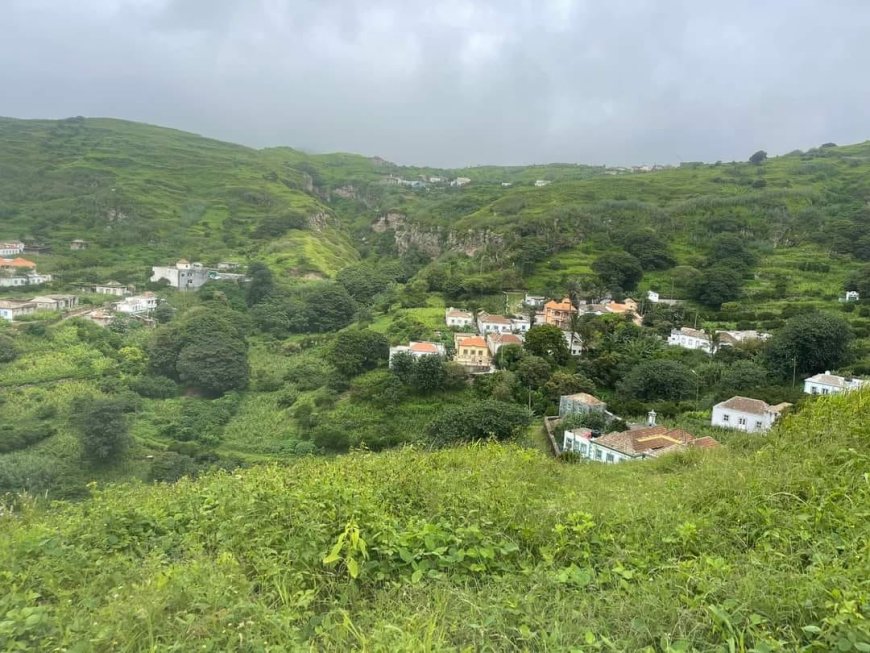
[129,375,178,399]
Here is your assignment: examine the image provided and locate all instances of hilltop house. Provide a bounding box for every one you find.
[0,258,51,287]
[509,316,532,333]
[563,331,583,356]
[0,242,25,256]
[150,260,210,291]
[844,291,860,302]
[0,257,36,271]
[83,309,114,328]
[69,239,88,250]
[558,393,607,418]
[0,300,36,321]
[563,425,718,463]
[30,295,78,311]
[668,327,770,353]
[93,281,132,296]
[445,308,473,328]
[711,396,791,433]
[803,371,868,396]
[523,295,545,309]
[116,293,158,315]
[453,336,492,373]
[647,290,660,303]
[389,341,446,366]
[543,298,575,330]
[450,177,471,187]
[534,179,551,187]
[486,332,523,356]
[477,313,514,334]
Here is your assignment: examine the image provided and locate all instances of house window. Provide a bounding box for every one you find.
[606,453,615,463]
[594,449,602,460]
[822,388,830,395]
[722,414,730,422]
[738,417,746,426]
[811,386,818,395]
[755,421,763,429]
[579,443,587,454]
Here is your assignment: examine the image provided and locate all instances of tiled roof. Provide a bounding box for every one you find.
[491,333,523,345]
[478,313,512,324]
[544,298,573,311]
[409,342,439,353]
[458,336,487,348]
[0,257,36,268]
[805,373,847,388]
[596,426,697,457]
[446,309,472,318]
[715,396,774,415]
[0,300,35,309]
[562,392,605,406]
[691,436,721,449]
[673,326,709,340]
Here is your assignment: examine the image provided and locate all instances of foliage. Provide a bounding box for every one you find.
[245,261,275,307]
[128,375,178,399]
[765,312,855,378]
[326,328,389,377]
[0,334,19,363]
[618,359,698,401]
[591,250,644,290]
[0,393,867,650]
[426,399,532,445]
[524,324,570,365]
[749,149,768,164]
[69,396,131,466]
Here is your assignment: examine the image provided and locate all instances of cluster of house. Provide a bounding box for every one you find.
[0,294,79,321]
[558,367,869,464]
[389,330,525,374]
[385,175,471,189]
[150,260,244,291]
[0,256,52,287]
[666,326,771,353]
[559,393,720,463]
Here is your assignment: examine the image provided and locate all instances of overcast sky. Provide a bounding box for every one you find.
[2,0,869,167]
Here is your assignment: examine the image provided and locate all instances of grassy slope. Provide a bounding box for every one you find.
[0,117,357,278]
[1,391,867,651]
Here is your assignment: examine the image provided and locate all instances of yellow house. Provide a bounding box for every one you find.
[454,336,491,371]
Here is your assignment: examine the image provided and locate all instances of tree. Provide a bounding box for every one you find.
[764,312,854,379]
[618,360,697,401]
[245,261,274,307]
[749,150,768,164]
[524,324,570,365]
[152,303,175,324]
[176,337,249,396]
[621,229,676,270]
[410,354,447,394]
[426,400,531,446]
[690,265,744,309]
[844,265,870,297]
[148,305,249,395]
[494,343,526,370]
[336,263,392,304]
[301,283,357,333]
[71,397,131,466]
[708,234,756,269]
[543,371,595,403]
[592,251,643,290]
[0,334,18,363]
[516,355,552,390]
[389,351,416,385]
[326,329,389,377]
[717,361,768,397]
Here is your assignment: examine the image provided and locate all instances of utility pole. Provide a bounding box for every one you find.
[792,357,797,388]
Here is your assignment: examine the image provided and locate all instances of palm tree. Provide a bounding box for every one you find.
[703,327,720,355]
[568,311,584,355]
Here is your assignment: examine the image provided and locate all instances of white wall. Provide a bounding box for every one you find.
[711,407,772,433]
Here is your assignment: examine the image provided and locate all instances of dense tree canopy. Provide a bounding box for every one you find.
[618,360,697,401]
[426,400,531,445]
[0,334,19,363]
[592,251,644,290]
[71,397,131,466]
[327,329,389,377]
[245,261,275,307]
[765,312,854,379]
[524,324,570,365]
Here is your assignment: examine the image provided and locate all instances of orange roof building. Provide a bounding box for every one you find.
[543,297,575,329]
[454,335,492,371]
[0,257,36,269]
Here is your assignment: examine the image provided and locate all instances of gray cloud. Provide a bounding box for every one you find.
[1,0,869,166]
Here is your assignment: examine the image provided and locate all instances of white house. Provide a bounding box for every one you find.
[559,393,607,418]
[844,291,860,302]
[0,272,52,288]
[534,179,551,187]
[803,371,868,396]
[389,341,446,366]
[0,242,25,256]
[523,294,545,309]
[667,327,712,352]
[563,331,583,356]
[115,293,158,315]
[477,312,514,334]
[510,316,532,333]
[563,425,718,463]
[450,177,471,187]
[445,308,473,328]
[30,295,78,311]
[150,260,210,291]
[93,282,131,296]
[647,290,660,303]
[0,300,36,321]
[717,330,771,347]
[711,396,791,433]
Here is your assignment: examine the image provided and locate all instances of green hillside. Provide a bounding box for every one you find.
[1,391,867,651]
